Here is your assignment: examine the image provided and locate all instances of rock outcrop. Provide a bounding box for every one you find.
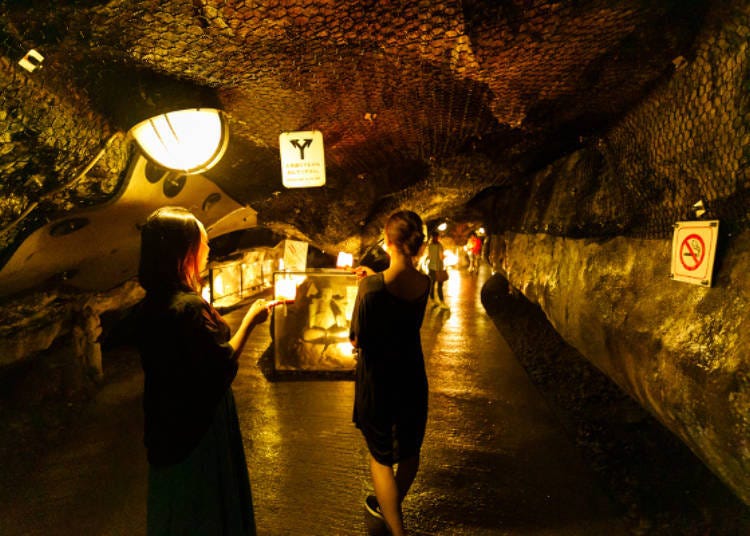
[488,230,750,504]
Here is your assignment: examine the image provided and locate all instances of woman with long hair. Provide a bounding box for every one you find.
[350,210,431,536]
[135,206,273,535]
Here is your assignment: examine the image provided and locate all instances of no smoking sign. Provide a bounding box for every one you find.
[670,220,719,287]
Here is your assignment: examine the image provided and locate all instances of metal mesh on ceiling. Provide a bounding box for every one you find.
[0,0,746,251]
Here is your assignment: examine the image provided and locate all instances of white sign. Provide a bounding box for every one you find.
[281,239,308,272]
[279,130,326,188]
[670,220,719,287]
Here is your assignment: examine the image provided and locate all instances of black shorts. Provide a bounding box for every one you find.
[359,412,427,466]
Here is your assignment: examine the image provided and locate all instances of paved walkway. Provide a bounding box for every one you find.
[0,265,626,535]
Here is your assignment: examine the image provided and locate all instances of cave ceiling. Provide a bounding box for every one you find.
[0,0,707,267]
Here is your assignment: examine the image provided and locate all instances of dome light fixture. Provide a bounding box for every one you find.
[130,108,229,175]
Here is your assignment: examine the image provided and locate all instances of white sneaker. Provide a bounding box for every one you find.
[365,494,384,520]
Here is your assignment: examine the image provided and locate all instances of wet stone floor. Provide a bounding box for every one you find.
[0,265,745,534]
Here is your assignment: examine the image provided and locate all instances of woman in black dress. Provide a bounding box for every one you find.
[350,210,431,536]
[135,206,273,535]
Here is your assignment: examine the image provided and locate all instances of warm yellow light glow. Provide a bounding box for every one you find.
[213,273,225,296]
[262,259,275,285]
[275,278,299,301]
[130,108,228,174]
[444,249,459,267]
[437,222,447,231]
[336,251,353,268]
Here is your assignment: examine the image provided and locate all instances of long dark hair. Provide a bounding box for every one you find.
[385,210,425,257]
[138,206,204,293]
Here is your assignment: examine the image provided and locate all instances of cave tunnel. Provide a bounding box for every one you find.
[1,1,749,534]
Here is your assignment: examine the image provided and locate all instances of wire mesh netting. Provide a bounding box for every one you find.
[0,0,747,258]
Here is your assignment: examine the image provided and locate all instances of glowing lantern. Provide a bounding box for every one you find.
[275,278,298,301]
[337,252,353,268]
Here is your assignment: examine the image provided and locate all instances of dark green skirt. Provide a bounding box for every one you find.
[147,389,255,535]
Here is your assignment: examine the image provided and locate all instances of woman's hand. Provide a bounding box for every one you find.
[246,298,271,325]
[349,265,375,280]
[231,298,277,356]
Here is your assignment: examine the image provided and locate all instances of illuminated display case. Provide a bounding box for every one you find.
[272,270,359,371]
[205,248,281,309]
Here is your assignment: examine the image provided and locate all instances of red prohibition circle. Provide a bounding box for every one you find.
[679,233,705,271]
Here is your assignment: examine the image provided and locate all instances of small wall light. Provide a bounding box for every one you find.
[130,108,229,174]
[692,199,707,218]
[18,48,44,72]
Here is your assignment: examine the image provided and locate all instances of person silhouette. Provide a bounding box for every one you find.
[427,231,449,308]
[134,206,273,535]
[350,210,431,536]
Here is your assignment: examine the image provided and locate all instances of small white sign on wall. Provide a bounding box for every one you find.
[670,220,719,287]
[279,130,326,188]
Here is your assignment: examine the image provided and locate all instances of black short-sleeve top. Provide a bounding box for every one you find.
[135,287,237,466]
[349,273,429,412]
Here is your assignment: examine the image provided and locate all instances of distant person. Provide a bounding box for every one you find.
[349,210,431,536]
[135,206,275,536]
[427,231,449,308]
[466,232,482,273]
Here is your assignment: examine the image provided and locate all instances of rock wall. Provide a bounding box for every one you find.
[482,0,750,505]
[484,0,749,242]
[488,230,750,505]
[0,281,144,404]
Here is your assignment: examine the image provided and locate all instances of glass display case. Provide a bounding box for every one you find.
[272,270,359,371]
[204,247,281,309]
